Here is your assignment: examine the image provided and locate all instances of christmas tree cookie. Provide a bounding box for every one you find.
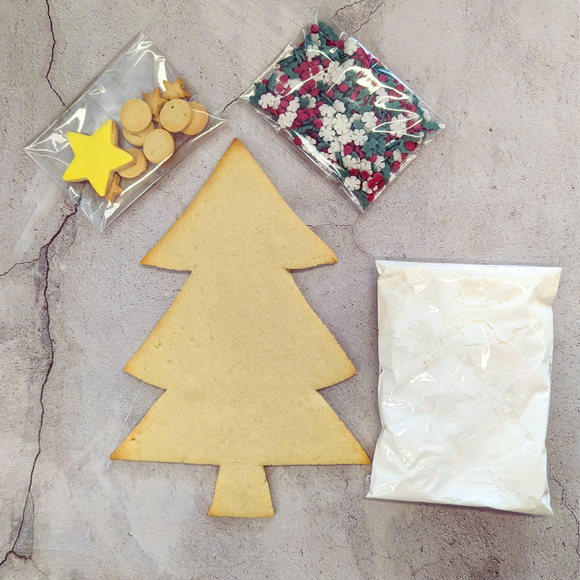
[111,139,369,517]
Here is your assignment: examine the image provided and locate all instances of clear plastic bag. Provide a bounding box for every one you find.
[25,33,226,232]
[241,11,444,212]
[368,261,561,515]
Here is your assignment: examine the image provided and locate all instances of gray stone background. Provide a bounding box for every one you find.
[1,0,578,578]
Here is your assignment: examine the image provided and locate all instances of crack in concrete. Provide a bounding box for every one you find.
[333,0,367,21]
[45,0,65,107]
[309,218,374,259]
[0,208,76,571]
[220,90,245,117]
[0,258,41,279]
[549,476,580,563]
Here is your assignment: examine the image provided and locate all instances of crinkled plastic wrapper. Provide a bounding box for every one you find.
[25,33,226,232]
[368,261,561,515]
[242,11,444,212]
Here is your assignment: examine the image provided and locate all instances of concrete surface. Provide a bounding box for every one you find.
[1,0,578,578]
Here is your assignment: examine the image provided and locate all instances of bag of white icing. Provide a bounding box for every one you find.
[368,261,561,515]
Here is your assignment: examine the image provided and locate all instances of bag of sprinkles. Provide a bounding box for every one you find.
[242,11,445,212]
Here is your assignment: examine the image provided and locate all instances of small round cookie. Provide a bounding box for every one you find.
[123,121,154,147]
[159,99,191,133]
[120,99,152,133]
[143,129,175,164]
[182,101,209,136]
[118,148,148,179]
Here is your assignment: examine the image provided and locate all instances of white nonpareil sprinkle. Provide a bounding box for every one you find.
[287,97,300,112]
[277,111,297,129]
[351,129,368,146]
[343,37,358,56]
[388,113,408,138]
[344,175,361,190]
[333,99,346,113]
[258,93,277,109]
[368,261,561,515]
[332,113,351,135]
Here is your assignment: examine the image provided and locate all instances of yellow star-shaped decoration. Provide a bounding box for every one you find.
[63,119,134,197]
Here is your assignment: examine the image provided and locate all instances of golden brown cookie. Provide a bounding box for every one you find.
[159,99,191,133]
[123,121,154,147]
[105,173,123,203]
[143,129,174,164]
[162,78,190,100]
[182,101,209,136]
[118,148,148,179]
[120,99,153,133]
[110,139,370,519]
[142,87,168,117]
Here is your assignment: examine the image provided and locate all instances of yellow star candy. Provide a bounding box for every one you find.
[63,120,135,197]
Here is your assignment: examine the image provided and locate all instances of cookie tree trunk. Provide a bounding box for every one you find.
[208,464,274,518]
[111,139,369,518]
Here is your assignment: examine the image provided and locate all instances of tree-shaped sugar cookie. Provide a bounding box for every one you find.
[111,139,369,517]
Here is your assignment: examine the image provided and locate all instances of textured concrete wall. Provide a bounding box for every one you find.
[1,0,578,578]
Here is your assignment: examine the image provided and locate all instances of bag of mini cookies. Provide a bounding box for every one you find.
[25,33,226,232]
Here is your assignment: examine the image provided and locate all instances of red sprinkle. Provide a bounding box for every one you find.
[294,136,302,145]
[300,71,310,81]
[280,99,289,108]
[339,83,349,93]
[378,74,387,82]
[280,75,289,84]
[405,141,417,151]
[402,154,408,161]
[385,151,393,158]
[368,194,375,202]
[298,87,307,96]
[300,62,309,71]
[323,59,330,67]
[392,161,401,172]
[361,170,370,180]
[337,39,345,49]
[275,83,284,93]
[326,89,334,98]
[370,154,377,163]
[262,79,269,85]
[306,79,316,89]
[311,66,320,76]
[313,118,323,128]
[311,88,319,97]
[343,145,354,155]
[349,169,359,176]
[311,24,319,34]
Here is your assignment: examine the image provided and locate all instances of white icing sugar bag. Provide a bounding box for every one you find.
[368,261,561,515]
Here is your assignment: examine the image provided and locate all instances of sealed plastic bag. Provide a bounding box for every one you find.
[242,11,444,212]
[368,261,561,515]
[25,33,226,232]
